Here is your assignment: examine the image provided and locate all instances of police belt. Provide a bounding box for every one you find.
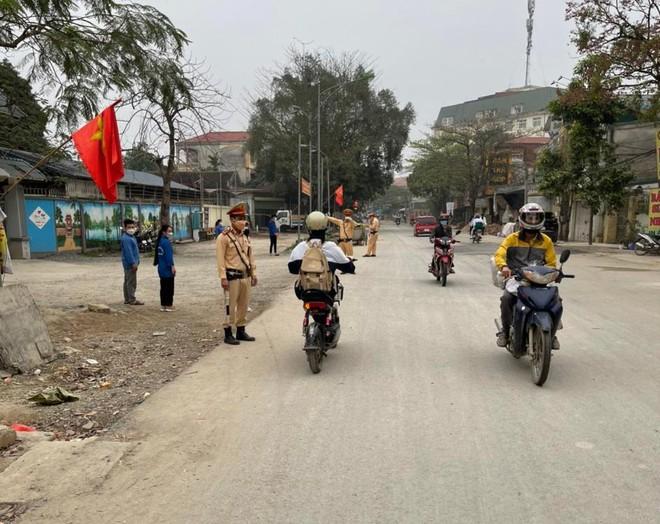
[338,238,353,243]
[226,268,247,281]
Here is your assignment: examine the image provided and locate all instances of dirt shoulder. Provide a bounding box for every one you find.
[0,233,298,445]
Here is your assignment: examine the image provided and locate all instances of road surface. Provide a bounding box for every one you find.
[10,226,660,523]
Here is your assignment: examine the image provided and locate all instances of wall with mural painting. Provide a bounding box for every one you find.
[24,198,194,255]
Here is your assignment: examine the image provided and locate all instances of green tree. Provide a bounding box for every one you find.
[247,49,415,207]
[567,0,660,117]
[0,60,49,152]
[124,142,159,173]
[408,122,510,216]
[537,59,633,243]
[0,0,187,128]
[370,184,412,216]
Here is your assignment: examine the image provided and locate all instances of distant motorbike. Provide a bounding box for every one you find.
[395,217,401,226]
[634,232,660,256]
[300,286,343,374]
[136,227,154,253]
[471,228,483,244]
[429,235,459,286]
[495,250,574,386]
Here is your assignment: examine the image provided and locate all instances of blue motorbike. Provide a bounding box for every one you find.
[496,250,574,386]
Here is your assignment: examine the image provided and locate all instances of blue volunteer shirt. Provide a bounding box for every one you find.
[268,219,278,236]
[120,233,139,270]
[157,236,175,278]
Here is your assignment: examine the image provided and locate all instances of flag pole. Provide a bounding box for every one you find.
[0,99,123,200]
[0,136,72,199]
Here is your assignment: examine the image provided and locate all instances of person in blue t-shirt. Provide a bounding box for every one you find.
[120,219,143,305]
[268,214,279,256]
[154,224,176,312]
[214,219,224,237]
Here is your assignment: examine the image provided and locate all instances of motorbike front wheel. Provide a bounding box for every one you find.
[634,241,649,256]
[530,326,552,386]
[441,263,448,287]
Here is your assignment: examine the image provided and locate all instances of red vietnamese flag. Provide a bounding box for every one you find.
[72,103,124,203]
[334,185,344,207]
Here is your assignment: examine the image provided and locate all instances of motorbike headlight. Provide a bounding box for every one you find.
[522,269,558,285]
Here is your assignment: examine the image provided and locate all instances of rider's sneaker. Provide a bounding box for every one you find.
[552,336,560,350]
[449,267,455,274]
[496,332,508,347]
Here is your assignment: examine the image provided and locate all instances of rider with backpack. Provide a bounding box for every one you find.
[288,211,355,298]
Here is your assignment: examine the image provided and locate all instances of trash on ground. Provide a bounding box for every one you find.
[28,386,80,405]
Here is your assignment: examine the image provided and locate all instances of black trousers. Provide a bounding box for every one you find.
[500,291,517,333]
[269,235,278,254]
[160,276,175,307]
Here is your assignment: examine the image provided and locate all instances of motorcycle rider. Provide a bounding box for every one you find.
[469,214,487,237]
[430,213,455,273]
[494,203,559,348]
[288,211,356,296]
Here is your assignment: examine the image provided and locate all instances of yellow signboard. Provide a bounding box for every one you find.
[649,189,660,232]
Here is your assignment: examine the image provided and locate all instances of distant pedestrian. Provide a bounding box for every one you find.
[501,217,516,237]
[154,224,176,312]
[214,219,224,237]
[120,219,143,305]
[268,214,280,256]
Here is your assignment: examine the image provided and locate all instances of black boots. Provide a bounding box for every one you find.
[236,326,256,342]
[224,327,240,346]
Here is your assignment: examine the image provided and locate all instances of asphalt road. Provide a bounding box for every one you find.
[18,226,660,523]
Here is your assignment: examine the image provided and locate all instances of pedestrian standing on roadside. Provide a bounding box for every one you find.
[364,212,380,257]
[268,214,280,256]
[214,219,224,237]
[120,219,143,305]
[154,224,176,312]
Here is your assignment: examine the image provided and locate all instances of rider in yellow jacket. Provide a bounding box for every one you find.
[494,203,558,348]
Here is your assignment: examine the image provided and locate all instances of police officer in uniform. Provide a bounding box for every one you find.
[216,203,258,345]
[326,209,362,259]
[364,212,380,257]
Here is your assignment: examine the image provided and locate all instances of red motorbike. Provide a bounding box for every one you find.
[429,236,459,286]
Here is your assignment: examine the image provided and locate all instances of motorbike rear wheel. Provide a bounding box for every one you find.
[634,241,649,256]
[530,326,552,386]
[306,348,322,374]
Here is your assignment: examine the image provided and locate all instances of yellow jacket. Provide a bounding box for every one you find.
[494,232,557,271]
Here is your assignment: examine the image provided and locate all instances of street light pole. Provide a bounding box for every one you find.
[297,133,302,241]
[317,81,322,211]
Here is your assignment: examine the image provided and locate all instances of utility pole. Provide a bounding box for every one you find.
[308,109,313,210]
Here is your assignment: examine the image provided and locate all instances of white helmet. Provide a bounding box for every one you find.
[306,211,328,231]
[519,203,545,231]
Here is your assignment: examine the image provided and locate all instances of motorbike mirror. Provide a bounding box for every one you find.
[559,250,571,263]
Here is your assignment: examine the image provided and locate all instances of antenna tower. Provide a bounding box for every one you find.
[525,0,536,87]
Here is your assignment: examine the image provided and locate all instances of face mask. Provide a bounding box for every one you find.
[232,220,247,231]
[166,231,173,238]
[126,228,136,235]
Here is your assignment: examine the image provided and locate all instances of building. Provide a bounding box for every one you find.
[175,131,255,185]
[434,86,559,136]
[0,148,199,258]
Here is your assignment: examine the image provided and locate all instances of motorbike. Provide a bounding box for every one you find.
[136,227,154,253]
[300,285,343,374]
[429,234,459,286]
[634,232,660,256]
[495,250,574,386]
[471,228,483,244]
[395,217,401,226]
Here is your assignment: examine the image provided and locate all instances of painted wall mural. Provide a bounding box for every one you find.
[54,201,82,252]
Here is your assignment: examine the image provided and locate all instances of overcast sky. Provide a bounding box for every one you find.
[156,0,577,148]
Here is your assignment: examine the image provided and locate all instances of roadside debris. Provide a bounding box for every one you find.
[87,304,111,314]
[28,387,79,406]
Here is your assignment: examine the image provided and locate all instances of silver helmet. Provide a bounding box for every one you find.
[518,203,545,231]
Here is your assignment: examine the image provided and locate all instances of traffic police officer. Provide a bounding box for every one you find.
[364,212,380,257]
[216,203,258,345]
[326,209,362,259]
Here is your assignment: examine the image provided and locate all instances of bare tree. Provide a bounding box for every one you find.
[124,58,228,224]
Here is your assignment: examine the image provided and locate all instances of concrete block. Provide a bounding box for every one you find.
[0,425,17,450]
[0,284,55,373]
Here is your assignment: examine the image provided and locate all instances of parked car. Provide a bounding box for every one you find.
[543,212,559,243]
[414,216,437,236]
